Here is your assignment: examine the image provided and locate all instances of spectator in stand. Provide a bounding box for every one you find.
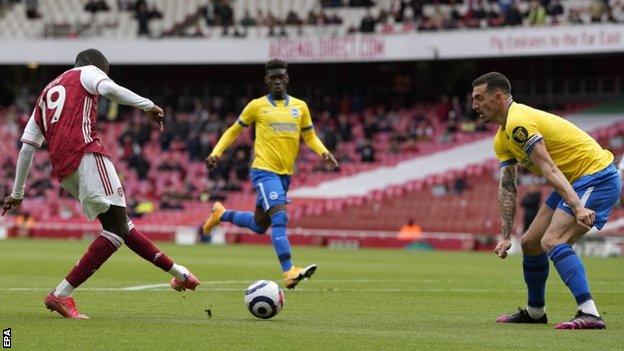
[25,0,40,19]
[363,113,380,139]
[135,1,151,36]
[504,1,524,26]
[568,7,585,24]
[498,0,513,15]
[449,1,463,25]
[240,9,256,27]
[392,0,406,22]
[233,148,251,182]
[85,0,110,14]
[186,131,203,160]
[318,11,330,25]
[128,149,150,180]
[377,7,390,24]
[265,10,279,28]
[321,0,343,7]
[451,96,464,120]
[527,0,546,26]
[410,0,424,21]
[268,25,287,37]
[327,12,344,24]
[460,116,476,133]
[487,3,505,27]
[337,114,353,142]
[203,0,217,26]
[117,0,132,11]
[350,0,375,7]
[321,124,339,152]
[589,0,608,22]
[357,138,376,162]
[149,4,163,20]
[436,95,451,122]
[134,198,155,217]
[547,0,564,22]
[285,10,302,25]
[397,218,422,240]
[360,9,377,32]
[403,115,432,149]
[453,176,467,195]
[306,10,317,25]
[161,194,184,210]
[215,0,234,35]
[612,1,624,22]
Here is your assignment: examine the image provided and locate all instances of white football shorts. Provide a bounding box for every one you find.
[61,153,126,220]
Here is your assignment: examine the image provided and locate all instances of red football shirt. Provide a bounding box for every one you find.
[21,66,112,180]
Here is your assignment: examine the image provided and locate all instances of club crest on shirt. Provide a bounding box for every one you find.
[512,126,529,143]
[290,107,300,118]
[269,192,279,200]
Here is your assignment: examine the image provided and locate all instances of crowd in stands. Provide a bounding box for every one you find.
[196,0,624,38]
[2,0,623,39]
[355,0,624,34]
[0,88,492,219]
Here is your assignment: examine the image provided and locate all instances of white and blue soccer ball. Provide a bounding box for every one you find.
[244,280,284,319]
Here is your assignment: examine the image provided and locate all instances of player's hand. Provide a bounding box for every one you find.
[205,154,220,170]
[494,239,512,259]
[573,207,595,230]
[323,152,339,171]
[2,196,22,216]
[147,104,165,131]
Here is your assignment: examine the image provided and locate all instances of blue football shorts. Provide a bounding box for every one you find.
[250,168,292,211]
[546,164,621,229]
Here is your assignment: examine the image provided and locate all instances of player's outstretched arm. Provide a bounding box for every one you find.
[495,164,517,259]
[2,143,36,216]
[97,80,164,130]
[302,129,339,170]
[529,140,594,230]
[205,123,244,170]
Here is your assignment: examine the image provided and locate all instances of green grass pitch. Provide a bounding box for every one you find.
[0,238,622,350]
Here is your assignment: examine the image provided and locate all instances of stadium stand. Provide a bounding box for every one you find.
[3,99,621,240]
[0,0,622,39]
[1,1,623,248]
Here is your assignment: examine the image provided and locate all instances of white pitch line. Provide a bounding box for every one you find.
[122,283,170,291]
[2,287,624,294]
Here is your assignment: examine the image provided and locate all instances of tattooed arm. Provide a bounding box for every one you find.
[494,164,517,259]
[529,140,594,230]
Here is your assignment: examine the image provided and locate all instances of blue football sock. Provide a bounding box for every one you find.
[548,243,592,304]
[270,211,292,272]
[523,253,549,308]
[221,210,267,234]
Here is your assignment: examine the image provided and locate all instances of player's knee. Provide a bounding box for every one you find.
[102,222,129,239]
[270,211,288,228]
[252,214,271,234]
[520,234,542,254]
[540,235,557,253]
[251,220,270,234]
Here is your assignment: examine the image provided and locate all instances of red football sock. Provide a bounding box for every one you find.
[65,233,120,288]
[125,227,174,272]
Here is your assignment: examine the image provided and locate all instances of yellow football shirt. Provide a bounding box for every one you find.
[238,95,316,175]
[493,102,613,182]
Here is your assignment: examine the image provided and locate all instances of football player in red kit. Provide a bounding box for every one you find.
[2,49,200,319]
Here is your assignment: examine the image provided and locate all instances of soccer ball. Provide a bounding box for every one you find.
[244,280,284,319]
